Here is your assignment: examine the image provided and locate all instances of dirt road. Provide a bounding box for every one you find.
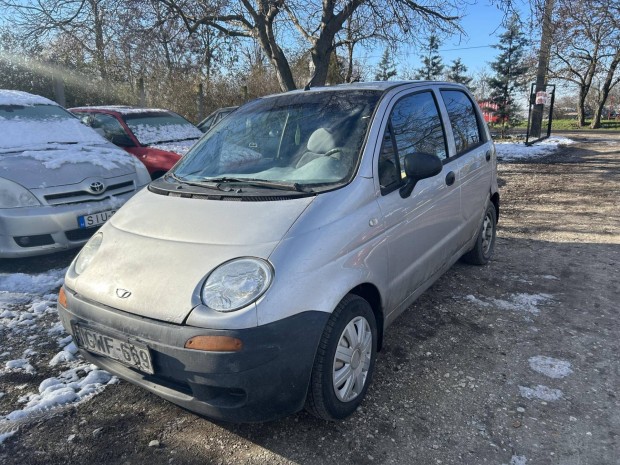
[1,133,619,465]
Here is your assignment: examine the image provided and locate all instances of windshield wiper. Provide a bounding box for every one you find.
[207,177,309,192]
[165,172,223,191]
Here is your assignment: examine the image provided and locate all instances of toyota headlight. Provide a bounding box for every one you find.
[0,177,41,208]
[201,258,273,312]
[74,233,103,274]
[132,157,152,187]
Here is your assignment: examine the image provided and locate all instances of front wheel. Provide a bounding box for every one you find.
[306,294,377,420]
[462,202,497,265]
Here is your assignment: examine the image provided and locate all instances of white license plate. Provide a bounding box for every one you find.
[77,210,116,229]
[72,324,154,374]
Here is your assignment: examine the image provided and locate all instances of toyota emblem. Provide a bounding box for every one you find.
[116,288,132,299]
[89,181,105,194]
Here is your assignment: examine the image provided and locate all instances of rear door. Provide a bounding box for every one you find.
[374,89,463,316]
[439,89,494,241]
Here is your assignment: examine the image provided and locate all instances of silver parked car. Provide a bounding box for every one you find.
[58,82,499,422]
[0,90,151,257]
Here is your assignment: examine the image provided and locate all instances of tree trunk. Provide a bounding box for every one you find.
[530,0,556,138]
[577,86,587,127]
[590,50,620,129]
[254,16,296,91]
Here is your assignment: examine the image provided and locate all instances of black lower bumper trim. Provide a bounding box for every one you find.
[58,292,329,422]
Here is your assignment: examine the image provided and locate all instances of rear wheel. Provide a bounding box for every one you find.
[306,294,377,420]
[463,202,497,265]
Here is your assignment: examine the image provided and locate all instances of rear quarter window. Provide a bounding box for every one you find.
[440,90,485,155]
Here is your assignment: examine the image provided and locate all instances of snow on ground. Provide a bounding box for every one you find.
[495,136,575,161]
[465,293,553,315]
[4,363,117,422]
[528,355,573,379]
[519,384,563,402]
[0,268,118,442]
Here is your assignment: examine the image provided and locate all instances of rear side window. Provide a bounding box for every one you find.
[440,90,484,155]
[378,91,447,194]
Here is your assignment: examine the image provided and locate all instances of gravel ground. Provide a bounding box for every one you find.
[1,132,618,465]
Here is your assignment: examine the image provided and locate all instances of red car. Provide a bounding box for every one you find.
[70,106,203,179]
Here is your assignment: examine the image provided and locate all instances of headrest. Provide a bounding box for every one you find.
[307,128,337,154]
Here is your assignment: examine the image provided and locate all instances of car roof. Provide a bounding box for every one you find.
[0,89,58,107]
[69,105,171,115]
[257,80,467,100]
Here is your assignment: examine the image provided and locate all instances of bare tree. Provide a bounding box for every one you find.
[158,0,464,92]
[550,0,617,127]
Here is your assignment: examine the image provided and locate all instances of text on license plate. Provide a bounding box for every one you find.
[78,210,116,228]
[72,324,154,374]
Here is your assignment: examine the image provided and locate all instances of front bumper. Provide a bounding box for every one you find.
[57,288,329,423]
[0,195,134,258]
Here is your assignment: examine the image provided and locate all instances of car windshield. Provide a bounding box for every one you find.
[0,104,107,151]
[172,90,381,191]
[123,112,203,145]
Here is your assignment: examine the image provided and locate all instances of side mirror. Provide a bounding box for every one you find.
[399,152,443,198]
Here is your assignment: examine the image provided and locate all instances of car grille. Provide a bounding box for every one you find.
[44,181,135,206]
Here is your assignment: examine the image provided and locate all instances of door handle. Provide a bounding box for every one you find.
[445,171,456,186]
[485,150,491,161]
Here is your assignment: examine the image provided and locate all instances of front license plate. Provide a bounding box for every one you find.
[77,210,116,229]
[72,324,154,374]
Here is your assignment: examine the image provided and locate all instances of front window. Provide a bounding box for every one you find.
[0,104,105,150]
[123,112,203,145]
[171,90,381,192]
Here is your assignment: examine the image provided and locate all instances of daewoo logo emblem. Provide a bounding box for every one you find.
[89,181,105,194]
[116,289,132,299]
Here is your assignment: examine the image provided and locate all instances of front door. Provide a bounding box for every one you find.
[374,90,462,320]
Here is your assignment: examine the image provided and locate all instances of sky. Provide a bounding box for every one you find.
[363,1,535,78]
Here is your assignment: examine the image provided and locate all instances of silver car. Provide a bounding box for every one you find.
[58,82,499,422]
[0,90,151,258]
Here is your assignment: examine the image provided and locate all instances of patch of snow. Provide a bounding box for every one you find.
[0,117,110,151]
[70,105,169,115]
[0,269,65,296]
[495,136,574,161]
[0,429,18,445]
[465,295,491,307]
[3,364,117,422]
[519,384,563,401]
[3,358,35,374]
[528,356,573,379]
[151,139,197,156]
[128,123,202,146]
[508,456,527,465]
[490,293,553,315]
[0,90,56,106]
[21,143,134,170]
[49,342,78,367]
[542,275,559,280]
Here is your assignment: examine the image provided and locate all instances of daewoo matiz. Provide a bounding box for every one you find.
[58,81,499,422]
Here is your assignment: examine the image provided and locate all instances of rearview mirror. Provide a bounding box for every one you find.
[399,152,443,198]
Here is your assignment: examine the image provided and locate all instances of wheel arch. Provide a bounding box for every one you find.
[348,283,385,352]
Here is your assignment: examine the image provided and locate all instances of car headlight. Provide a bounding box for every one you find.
[201,258,273,312]
[132,157,152,186]
[0,177,41,208]
[74,233,103,275]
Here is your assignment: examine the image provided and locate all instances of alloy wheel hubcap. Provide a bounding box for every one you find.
[332,316,372,402]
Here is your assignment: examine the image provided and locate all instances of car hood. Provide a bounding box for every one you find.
[0,143,136,189]
[68,188,315,324]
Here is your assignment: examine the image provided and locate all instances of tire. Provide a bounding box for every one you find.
[306,294,377,421]
[462,202,497,265]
